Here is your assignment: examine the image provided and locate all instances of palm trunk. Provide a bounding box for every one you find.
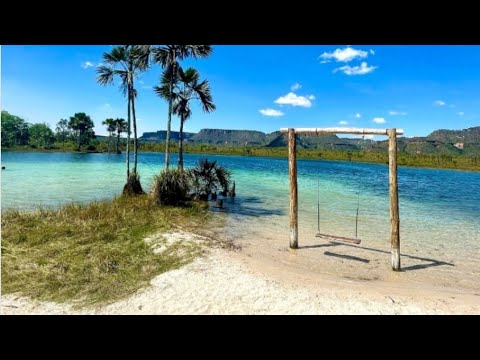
[116,133,120,153]
[165,84,173,170]
[131,83,138,174]
[126,91,131,180]
[77,131,81,151]
[178,115,184,171]
[108,132,111,153]
[165,51,176,170]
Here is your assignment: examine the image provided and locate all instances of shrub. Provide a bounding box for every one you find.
[123,172,144,196]
[86,144,97,151]
[151,168,191,206]
[190,158,231,200]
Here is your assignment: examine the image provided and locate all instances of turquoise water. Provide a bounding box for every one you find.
[2,151,480,262]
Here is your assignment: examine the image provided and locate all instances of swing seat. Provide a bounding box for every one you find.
[315,232,362,245]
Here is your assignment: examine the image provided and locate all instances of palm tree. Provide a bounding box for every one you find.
[151,45,213,169]
[68,113,95,151]
[102,118,116,152]
[96,45,148,182]
[114,118,128,154]
[156,67,215,170]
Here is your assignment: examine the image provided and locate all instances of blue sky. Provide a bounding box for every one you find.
[2,45,480,139]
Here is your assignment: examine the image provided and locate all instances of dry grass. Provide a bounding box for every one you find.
[1,195,212,307]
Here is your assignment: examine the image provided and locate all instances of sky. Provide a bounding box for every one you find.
[2,45,480,139]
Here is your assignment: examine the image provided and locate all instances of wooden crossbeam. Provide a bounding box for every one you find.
[280,127,404,136]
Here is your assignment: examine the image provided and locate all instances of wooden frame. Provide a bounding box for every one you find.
[279,127,404,271]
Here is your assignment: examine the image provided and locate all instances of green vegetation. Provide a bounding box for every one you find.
[1,111,98,152]
[1,111,32,147]
[28,123,55,148]
[68,112,95,151]
[123,172,144,196]
[151,159,234,205]
[151,45,213,169]
[152,168,192,206]
[136,142,480,171]
[55,119,70,148]
[1,195,211,307]
[190,158,232,200]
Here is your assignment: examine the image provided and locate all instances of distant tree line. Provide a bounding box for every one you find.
[1,111,129,153]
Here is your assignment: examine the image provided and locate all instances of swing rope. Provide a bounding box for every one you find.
[316,175,362,243]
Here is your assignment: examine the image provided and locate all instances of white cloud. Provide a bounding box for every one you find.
[339,120,349,125]
[370,49,375,55]
[355,113,362,118]
[389,111,407,116]
[81,61,94,69]
[138,80,145,85]
[308,95,315,100]
[103,103,111,109]
[259,108,285,117]
[274,92,313,108]
[320,46,369,63]
[142,85,153,90]
[334,62,377,76]
[291,83,301,91]
[373,117,386,124]
[434,100,446,106]
[457,111,465,116]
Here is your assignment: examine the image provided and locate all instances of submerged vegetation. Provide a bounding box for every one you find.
[1,195,211,307]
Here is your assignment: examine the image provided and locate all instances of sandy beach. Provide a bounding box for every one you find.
[2,231,479,315]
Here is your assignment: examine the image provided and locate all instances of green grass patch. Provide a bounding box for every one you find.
[1,195,212,307]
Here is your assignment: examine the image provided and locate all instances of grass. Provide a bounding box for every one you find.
[1,195,213,308]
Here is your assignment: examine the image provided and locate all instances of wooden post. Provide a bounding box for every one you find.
[388,128,400,271]
[288,128,298,249]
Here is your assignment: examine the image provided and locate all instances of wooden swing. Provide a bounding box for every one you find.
[281,127,403,271]
[315,178,362,245]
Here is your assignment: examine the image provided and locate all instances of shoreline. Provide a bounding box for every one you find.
[2,148,479,172]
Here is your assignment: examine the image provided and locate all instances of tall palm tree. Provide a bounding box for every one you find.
[155,67,215,170]
[151,45,213,169]
[114,118,128,154]
[102,118,116,152]
[96,45,148,181]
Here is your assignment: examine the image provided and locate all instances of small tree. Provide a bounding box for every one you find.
[55,119,70,148]
[114,118,128,153]
[1,111,29,147]
[28,123,55,148]
[102,118,116,152]
[190,158,231,200]
[68,112,95,151]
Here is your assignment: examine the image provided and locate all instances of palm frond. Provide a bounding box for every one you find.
[172,96,192,121]
[178,67,200,84]
[129,45,151,71]
[181,45,213,60]
[192,79,216,113]
[154,84,176,101]
[96,65,115,86]
[152,46,173,67]
[103,46,128,67]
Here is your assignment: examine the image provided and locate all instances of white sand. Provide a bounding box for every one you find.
[2,231,479,315]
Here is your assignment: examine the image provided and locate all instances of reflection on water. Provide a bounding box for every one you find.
[2,151,480,272]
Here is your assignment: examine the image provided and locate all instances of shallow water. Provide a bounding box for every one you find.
[2,151,480,283]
